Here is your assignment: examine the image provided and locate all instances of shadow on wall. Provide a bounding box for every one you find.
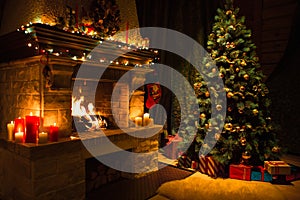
[266,2,300,154]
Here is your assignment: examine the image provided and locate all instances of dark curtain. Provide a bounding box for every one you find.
[136,0,222,45]
[266,1,300,154]
[135,0,222,136]
[0,0,6,30]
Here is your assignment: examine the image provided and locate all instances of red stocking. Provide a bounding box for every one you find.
[146,83,161,109]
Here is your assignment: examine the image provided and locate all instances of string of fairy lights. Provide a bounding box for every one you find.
[17,22,159,68]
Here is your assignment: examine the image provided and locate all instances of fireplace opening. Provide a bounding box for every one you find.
[85,150,134,194]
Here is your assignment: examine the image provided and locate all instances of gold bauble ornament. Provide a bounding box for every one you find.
[252,109,259,115]
[219,73,224,78]
[200,113,206,119]
[227,92,234,98]
[238,109,244,114]
[225,123,233,131]
[272,146,281,153]
[226,10,233,15]
[216,105,223,111]
[240,137,247,146]
[243,74,249,80]
[194,82,201,89]
[240,86,245,91]
[235,67,240,72]
[212,68,217,73]
[241,151,251,165]
[236,126,240,132]
[215,133,221,140]
[228,107,232,112]
[241,60,247,66]
[205,123,210,129]
[253,85,258,91]
[205,91,210,97]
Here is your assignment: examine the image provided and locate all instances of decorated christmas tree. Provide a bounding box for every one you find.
[192,0,281,166]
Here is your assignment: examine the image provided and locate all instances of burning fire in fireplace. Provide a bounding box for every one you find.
[72,95,108,132]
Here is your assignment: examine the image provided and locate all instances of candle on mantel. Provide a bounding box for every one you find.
[143,113,150,126]
[15,128,24,143]
[14,117,24,140]
[49,123,59,142]
[149,118,154,127]
[135,117,142,127]
[7,121,14,141]
[38,132,48,144]
[25,112,40,143]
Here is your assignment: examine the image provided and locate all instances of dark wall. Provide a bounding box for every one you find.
[237,0,300,154]
[267,2,300,154]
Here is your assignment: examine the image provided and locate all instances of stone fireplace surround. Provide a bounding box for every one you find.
[0,24,162,199]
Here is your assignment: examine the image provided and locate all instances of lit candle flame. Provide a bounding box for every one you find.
[54,123,57,126]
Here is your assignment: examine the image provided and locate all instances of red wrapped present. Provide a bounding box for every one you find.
[229,164,252,181]
[198,155,225,178]
[264,161,291,175]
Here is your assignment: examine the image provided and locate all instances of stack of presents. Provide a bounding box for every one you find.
[177,154,300,183]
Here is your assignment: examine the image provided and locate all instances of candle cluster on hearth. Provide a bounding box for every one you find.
[134,113,154,127]
[6,113,59,144]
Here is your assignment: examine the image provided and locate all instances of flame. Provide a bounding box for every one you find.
[72,95,105,131]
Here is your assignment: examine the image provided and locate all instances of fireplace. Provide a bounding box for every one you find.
[0,24,162,199]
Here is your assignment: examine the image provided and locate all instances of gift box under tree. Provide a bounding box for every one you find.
[251,166,272,182]
[198,155,226,178]
[177,154,192,168]
[264,161,291,175]
[229,164,252,181]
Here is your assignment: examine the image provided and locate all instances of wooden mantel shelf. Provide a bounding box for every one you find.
[0,125,163,160]
[0,23,159,66]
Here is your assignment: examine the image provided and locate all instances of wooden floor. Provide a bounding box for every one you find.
[86,164,194,200]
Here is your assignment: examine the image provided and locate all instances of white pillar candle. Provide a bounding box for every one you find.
[7,121,14,141]
[38,132,48,144]
[15,129,24,143]
[135,117,142,127]
[143,113,150,126]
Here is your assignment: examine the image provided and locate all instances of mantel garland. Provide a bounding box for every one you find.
[55,0,121,39]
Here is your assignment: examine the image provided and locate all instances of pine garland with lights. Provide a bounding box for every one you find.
[90,0,121,38]
[192,0,281,166]
[55,0,120,39]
